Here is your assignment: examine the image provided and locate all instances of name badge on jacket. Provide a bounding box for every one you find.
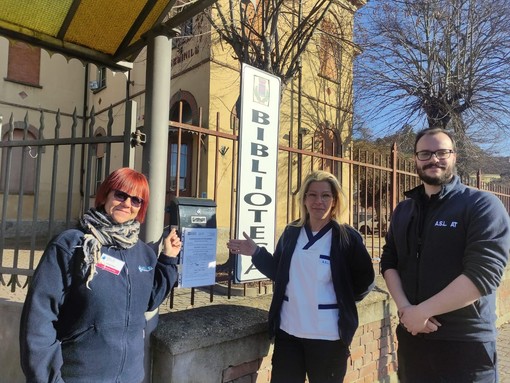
[96,254,125,275]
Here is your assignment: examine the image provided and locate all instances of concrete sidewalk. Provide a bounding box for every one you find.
[498,321,510,383]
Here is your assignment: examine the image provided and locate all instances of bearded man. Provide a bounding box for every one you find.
[381,127,510,382]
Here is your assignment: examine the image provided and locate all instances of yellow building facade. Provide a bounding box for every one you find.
[0,1,365,258]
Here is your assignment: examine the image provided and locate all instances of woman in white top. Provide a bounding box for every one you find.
[228,170,375,383]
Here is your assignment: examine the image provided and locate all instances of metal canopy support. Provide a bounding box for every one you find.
[139,32,173,383]
[141,33,172,249]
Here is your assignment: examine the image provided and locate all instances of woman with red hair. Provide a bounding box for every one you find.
[20,168,181,383]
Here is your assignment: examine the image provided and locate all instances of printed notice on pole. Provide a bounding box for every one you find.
[178,227,217,288]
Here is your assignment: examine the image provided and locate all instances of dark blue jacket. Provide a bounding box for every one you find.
[252,221,375,347]
[381,176,510,341]
[20,229,178,383]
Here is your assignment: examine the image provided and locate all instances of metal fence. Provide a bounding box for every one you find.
[1,105,509,310]
[0,106,135,291]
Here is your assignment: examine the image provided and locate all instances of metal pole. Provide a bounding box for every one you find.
[123,100,137,168]
[141,33,173,248]
[140,31,173,383]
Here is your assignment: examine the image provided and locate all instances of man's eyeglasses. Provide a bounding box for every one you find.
[305,192,333,202]
[113,190,143,208]
[415,149,455,161]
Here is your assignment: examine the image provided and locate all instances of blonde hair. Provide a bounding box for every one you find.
[293,170,349,242]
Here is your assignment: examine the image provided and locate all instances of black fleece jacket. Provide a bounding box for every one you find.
[381,176,510,341]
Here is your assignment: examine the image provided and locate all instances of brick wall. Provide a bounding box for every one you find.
[345,317,398,382]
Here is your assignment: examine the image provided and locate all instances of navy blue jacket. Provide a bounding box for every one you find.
[381,176,510,341]
[252,221,375,347]
[20,229,178,383]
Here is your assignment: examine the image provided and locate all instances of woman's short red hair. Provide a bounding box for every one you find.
[95,168,150,223]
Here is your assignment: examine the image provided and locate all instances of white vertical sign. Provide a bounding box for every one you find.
[235,63,281,282]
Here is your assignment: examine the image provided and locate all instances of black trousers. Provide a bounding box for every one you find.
[270,329,349,383]
[396,325,498,383]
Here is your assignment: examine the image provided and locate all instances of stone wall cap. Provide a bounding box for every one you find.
[153,299,271,354]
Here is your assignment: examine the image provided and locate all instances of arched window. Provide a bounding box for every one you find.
[1,124,38,194]
[167,91,199,198]
[318,18,343,82]
[168,102,193,197]
[92,127,107,195]
[170,100,194,124]
[314,122,340,173]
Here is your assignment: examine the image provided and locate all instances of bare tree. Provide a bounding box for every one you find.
[204,0,357,91]
[355,0,510,147]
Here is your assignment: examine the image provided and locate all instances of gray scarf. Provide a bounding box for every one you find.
[79,208,140,288]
